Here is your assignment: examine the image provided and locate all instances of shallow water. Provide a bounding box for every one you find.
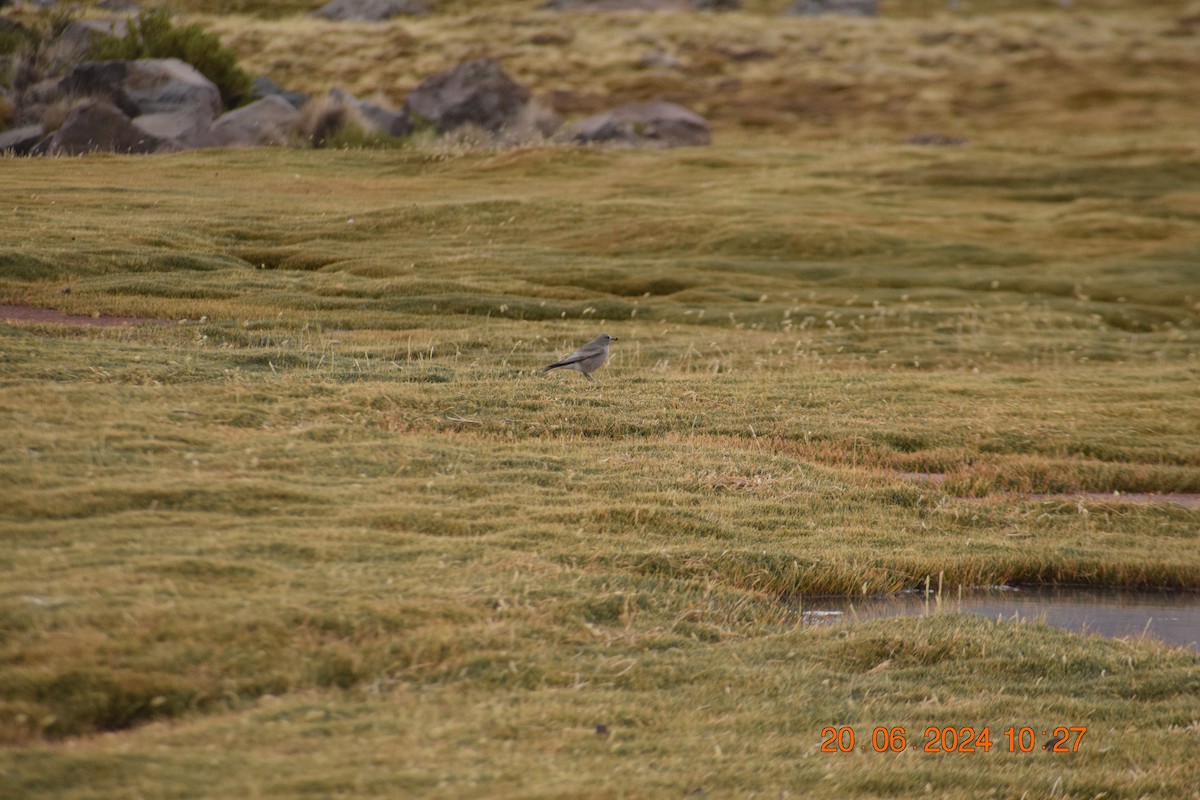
[798,586,1200,651]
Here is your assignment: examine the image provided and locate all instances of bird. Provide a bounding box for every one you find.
[542,333,617,381]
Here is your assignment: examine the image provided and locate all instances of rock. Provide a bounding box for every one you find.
[312,0,430,21]
[57,19,129,58]
[569,101,710,147]
[47,101,164,154]
[10,78,63,128]
[252,76,309,110]
[541,0,689,9]
[0,124,45,155]
[206,95,299,147]
[60,59,222,120]
[784,0,877,16]
[328,88,412,137]
[904,133,967,146]
[133,105,217,149]
[404,59,531,134]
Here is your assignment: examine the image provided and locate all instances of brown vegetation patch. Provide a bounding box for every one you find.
[901,472,1200,508]
[0,304,175,328]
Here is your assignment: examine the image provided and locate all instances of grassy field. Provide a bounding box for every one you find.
[3,1,1200,797]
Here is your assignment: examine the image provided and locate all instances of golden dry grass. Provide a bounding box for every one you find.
[178,1,1200,144]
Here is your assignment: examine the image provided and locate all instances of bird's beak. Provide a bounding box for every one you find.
[611,337,619,341]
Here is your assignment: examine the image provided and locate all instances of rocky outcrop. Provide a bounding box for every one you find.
[312,0,430,21]
[543,0,738,8]
[1,27,707,156]
[59,59,222,120]
[47,100,164,155]
[404,59,531,134]
[569,101,710,147]
[784,0,877,16]
[904,134,967,146]
[541,0,690,9]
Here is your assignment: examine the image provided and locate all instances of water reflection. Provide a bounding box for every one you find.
[797,586,1200,651]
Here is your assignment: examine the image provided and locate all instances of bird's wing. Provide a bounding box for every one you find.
[543,342,605,370]
[543,351,588,370]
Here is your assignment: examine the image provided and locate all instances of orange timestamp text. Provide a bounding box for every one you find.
[821,725,1087,754]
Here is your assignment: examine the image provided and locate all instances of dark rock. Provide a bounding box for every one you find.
[784,0,877,16]
[541,0,689,9]
[252,76,309,109]
[312,0,430,21]
[0,124,46,155]
[404,59,531,134]
[47,101,164,154]
[60,59,222,120]
[570,101,710,147]
[904,133,967,146]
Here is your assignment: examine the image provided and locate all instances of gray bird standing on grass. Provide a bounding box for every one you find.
[542,333,617,380]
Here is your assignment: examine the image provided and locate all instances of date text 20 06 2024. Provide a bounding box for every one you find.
[821,726,1087,753]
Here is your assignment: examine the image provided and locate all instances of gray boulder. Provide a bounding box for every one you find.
[328,88,412,137]
[541,0,689,8]
[0,124,46,155]
[133,105,218,149]
[47,101,164,155]
[904,134,967,146]
[206,95,299,147]
[784,0,877,16]
[252,76,309,109]
[59,59,222,120]
[313,0,429,20]
[570,101,710,147]
[404,59,530,134]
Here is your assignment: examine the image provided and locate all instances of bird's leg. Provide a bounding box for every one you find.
[583,372,594,381]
